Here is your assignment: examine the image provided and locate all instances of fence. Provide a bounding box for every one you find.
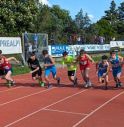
[22,32,48,63]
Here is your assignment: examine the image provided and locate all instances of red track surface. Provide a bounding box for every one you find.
[0,65,124,127]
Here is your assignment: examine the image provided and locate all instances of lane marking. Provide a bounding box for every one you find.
[0,69,97,105]
[0,87,55,106]
[44,108,88,116]
[0,86,23,93]
[4,89,87,127]
[72,90,124,127]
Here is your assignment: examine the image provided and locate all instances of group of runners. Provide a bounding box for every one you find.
[0,49,123,89]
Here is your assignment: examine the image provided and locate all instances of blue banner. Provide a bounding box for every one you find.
[51,45,74,57]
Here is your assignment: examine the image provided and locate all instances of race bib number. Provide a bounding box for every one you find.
[80,61,87,65]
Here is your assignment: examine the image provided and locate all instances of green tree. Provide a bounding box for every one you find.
[96,19,116,41]
[117,2,124,40]
[75,9,91,29]
[0,0,16,35]
[118,2,124,21]
[0,0,38,36]
[75,9,91,43]
[103,0,118,26]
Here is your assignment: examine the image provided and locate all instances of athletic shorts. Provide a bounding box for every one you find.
[80,64,90,71]
[112,68,121,77]
[0,69,5,76]
[4,68,12,74]
[32,69,42,78]
[98,70,107,78]
[68,70,76,76]
[45,66,56,77]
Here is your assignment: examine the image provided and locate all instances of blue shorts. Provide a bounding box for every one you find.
[45,66,56,77]
[98,71,106,78]
[112,68,121,77]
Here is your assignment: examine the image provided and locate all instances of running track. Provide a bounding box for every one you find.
[0,65,124,127]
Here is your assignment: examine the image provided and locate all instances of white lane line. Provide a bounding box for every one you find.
[0,86,23,93]
[4,89,87,127]
[0,87,56,106]
[72,90,124,127]
[0,70,97,106]
[44,108,88,116]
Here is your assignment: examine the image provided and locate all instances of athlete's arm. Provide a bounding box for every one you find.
[108,59,112,71]
[96,62,99,71]
[106,62,110,75]
[7,57,19,63]
[27,59,31,68]
[86,54,95,63]
[30,67,40,74]
[96,62,99,74]
[75,56,80,63]
[118,55,123,63]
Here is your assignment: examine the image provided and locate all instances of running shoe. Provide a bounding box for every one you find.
[11,81,16,86]
[115,83,119,88]
[84,83,89,88]
[119,82,123,87]
[57,77,60,86]
[7,82,11,88]
[73,78,78,87]
[88,81,92,87]
[48,84,52,89]
[40,82,45,87]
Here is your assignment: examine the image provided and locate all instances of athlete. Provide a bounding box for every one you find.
[27,53,44,87]
[0,56,19,87]
[109,50,123,88]
[0,50,5,79]
[42,50,60,88]
[76,49,94,88]
[62,51,77,87]
[96,55,109,89]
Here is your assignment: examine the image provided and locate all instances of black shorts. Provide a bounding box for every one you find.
[32,69,42,78]
[68,70,76,76]
[0,69,5,76]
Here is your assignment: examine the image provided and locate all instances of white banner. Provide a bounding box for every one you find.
[0,37,22,54]
[110,41,124,48]
[70,44,110,52]
[48,44,110,57]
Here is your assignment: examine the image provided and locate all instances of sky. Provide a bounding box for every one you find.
[39,0,124,22]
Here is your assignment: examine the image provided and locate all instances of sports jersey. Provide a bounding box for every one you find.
[97,61,109,77]
[27,58,41,71]
[62,56,77,71]
[98,62,109,73]
[109,56,121,70]
[0,57,11,70]
[43,55,55,68]
[0,56,7,70]
[79,54,90,70]
[43,55,56,77]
